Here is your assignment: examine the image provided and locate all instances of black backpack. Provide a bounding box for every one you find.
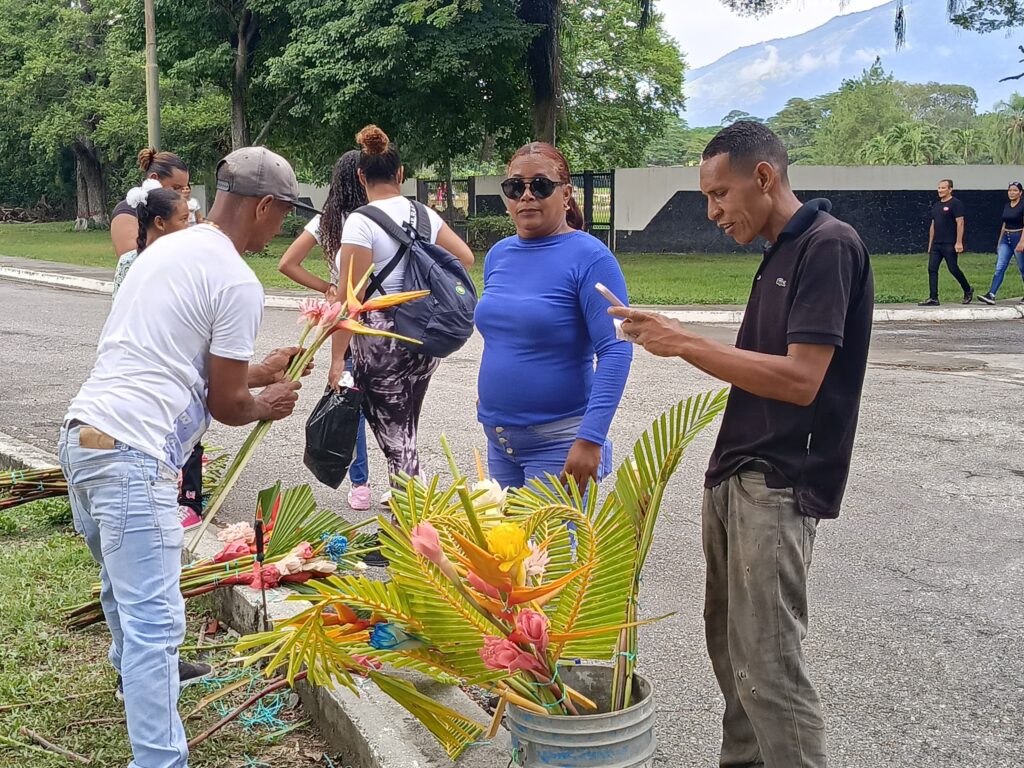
[356,200,477,358]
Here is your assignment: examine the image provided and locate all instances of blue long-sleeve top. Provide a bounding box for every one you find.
[475,231,633,445]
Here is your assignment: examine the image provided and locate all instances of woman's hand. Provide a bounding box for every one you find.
[560,439,603,489]
[325,284,339,303]
[328,357,346,392]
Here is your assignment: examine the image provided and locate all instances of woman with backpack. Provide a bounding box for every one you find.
[328,125,474,501]
[279,150,377,511]
[110,148,190,257]
[475,142,632,490]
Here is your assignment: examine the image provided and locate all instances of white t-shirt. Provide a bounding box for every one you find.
[340,197,443,294]
[67,224,264,469]
[303,214,341,285]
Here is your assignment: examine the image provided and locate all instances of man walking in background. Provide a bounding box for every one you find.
[919,178,973,306]
[612,121,873,768]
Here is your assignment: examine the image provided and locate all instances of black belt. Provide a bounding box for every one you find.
[739,458,790,489]
[65,419,87,429]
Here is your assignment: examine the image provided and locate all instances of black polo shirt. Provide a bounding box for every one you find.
[705,198,874,519]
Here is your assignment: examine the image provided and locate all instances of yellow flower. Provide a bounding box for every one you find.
[484,522,530,573]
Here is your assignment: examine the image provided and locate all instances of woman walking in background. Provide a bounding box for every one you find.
[279,151,376,511]
[329,125,474,503]
[475,142,632,490]
[978,182,1024,305]
[110,148,190,257]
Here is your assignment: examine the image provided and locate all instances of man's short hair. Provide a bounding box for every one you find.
[703,121,789,180]
[939,178,954,188]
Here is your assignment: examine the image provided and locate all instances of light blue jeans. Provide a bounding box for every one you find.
[346,358,369,487]
[483,417,613,490]
[58,425,188,768]
[989,230,1024,297]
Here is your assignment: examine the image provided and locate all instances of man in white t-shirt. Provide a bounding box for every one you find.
[58,147,317,768]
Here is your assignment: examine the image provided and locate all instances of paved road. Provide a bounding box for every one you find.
[2,280,1023,767]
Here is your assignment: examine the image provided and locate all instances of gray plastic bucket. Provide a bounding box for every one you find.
[506,665,656,768]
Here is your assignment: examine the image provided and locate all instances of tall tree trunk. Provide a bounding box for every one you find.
[532,99,558,144]
[73,141,108,231]
[231,9,253,149]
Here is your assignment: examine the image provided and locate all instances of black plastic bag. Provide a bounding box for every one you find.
[303,386,362,489]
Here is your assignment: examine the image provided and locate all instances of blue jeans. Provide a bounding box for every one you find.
[988,230,1024,297]
[346,358,369,486]
[58,425,188,768]
[483,417,613,490]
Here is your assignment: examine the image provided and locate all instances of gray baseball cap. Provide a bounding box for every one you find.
[215,147,320,214]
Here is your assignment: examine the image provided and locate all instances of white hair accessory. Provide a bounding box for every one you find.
[125,178,163,209]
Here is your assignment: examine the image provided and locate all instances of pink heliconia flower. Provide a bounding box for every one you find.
[317,301,344,329]
[523,542,550,579]
[218,522,256,545]
[298,297,326,326]
[467,570,501,600]
[411,521,459,580]
[478,636,547,676]
[514,609,550,655]
[213,539,251,564]
[411,521,443,564]
[291,542,314,561]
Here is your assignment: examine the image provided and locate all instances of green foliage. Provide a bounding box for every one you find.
[466,214,516,249]
[559,0,686,168]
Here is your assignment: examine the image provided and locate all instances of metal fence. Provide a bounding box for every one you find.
[571,171,615,249]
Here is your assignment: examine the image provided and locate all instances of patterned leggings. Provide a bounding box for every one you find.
[350,310,438,483]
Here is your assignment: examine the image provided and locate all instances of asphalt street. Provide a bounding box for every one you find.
[1,279,1022,767]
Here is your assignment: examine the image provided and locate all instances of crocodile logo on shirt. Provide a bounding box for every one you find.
[776,277,787,288]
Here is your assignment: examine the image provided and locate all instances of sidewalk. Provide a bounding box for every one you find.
[2,254,1022,323]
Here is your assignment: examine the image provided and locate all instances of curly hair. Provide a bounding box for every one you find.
[320,150,368,269]
[136,188,185,254]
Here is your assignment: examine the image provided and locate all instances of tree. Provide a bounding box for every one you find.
[896,83,979,131]
[720,109,763,126]
[767,97,829,163]
[559,0,685,168]
[992,92,1024,162]
[143,0,295,150]
[812,61,910,165]
[519,0,655,143]
[944,127,990,163]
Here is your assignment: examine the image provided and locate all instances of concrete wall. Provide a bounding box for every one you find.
[615,165,1024,254]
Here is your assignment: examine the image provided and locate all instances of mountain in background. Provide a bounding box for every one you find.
[684,0,1022,127]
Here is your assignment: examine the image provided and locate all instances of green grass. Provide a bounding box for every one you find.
[0,499,334,767]
[0,222,1007,305]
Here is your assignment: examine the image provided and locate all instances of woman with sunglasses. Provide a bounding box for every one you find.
[978,181,1024,305]
[475,142,633,490]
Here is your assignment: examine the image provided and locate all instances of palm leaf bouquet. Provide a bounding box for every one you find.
[235,389,728,760]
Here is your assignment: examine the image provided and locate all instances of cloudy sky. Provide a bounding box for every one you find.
[661,0,891,68]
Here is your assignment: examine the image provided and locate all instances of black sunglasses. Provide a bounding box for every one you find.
[501,176,565,200]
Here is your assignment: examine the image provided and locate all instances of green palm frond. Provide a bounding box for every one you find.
[509,477,640,660]
[612,388,729,709]
[368,671,486,760]
[236,600,360,691]
[379,522,498,679]
[264,483,373,558]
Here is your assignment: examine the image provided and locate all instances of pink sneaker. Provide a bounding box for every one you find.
[176,505,202,529]
[347,485,372,511]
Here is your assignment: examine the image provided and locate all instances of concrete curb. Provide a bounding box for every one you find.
[0,432,510,768]
[4,263,1022,324]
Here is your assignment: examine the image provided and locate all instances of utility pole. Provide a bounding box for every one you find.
[144,0,161,150]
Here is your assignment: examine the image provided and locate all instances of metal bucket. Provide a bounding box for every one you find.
[506,665,656,768]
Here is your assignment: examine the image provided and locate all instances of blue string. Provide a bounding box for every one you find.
[615,651,637,662]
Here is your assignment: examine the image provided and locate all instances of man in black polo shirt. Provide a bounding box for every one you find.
[611,121,873,768]
[919,178,973,306]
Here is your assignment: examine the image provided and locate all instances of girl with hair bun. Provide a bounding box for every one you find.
[474,141,632,489]
[110,148,190,257]
[329,125,474,525]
